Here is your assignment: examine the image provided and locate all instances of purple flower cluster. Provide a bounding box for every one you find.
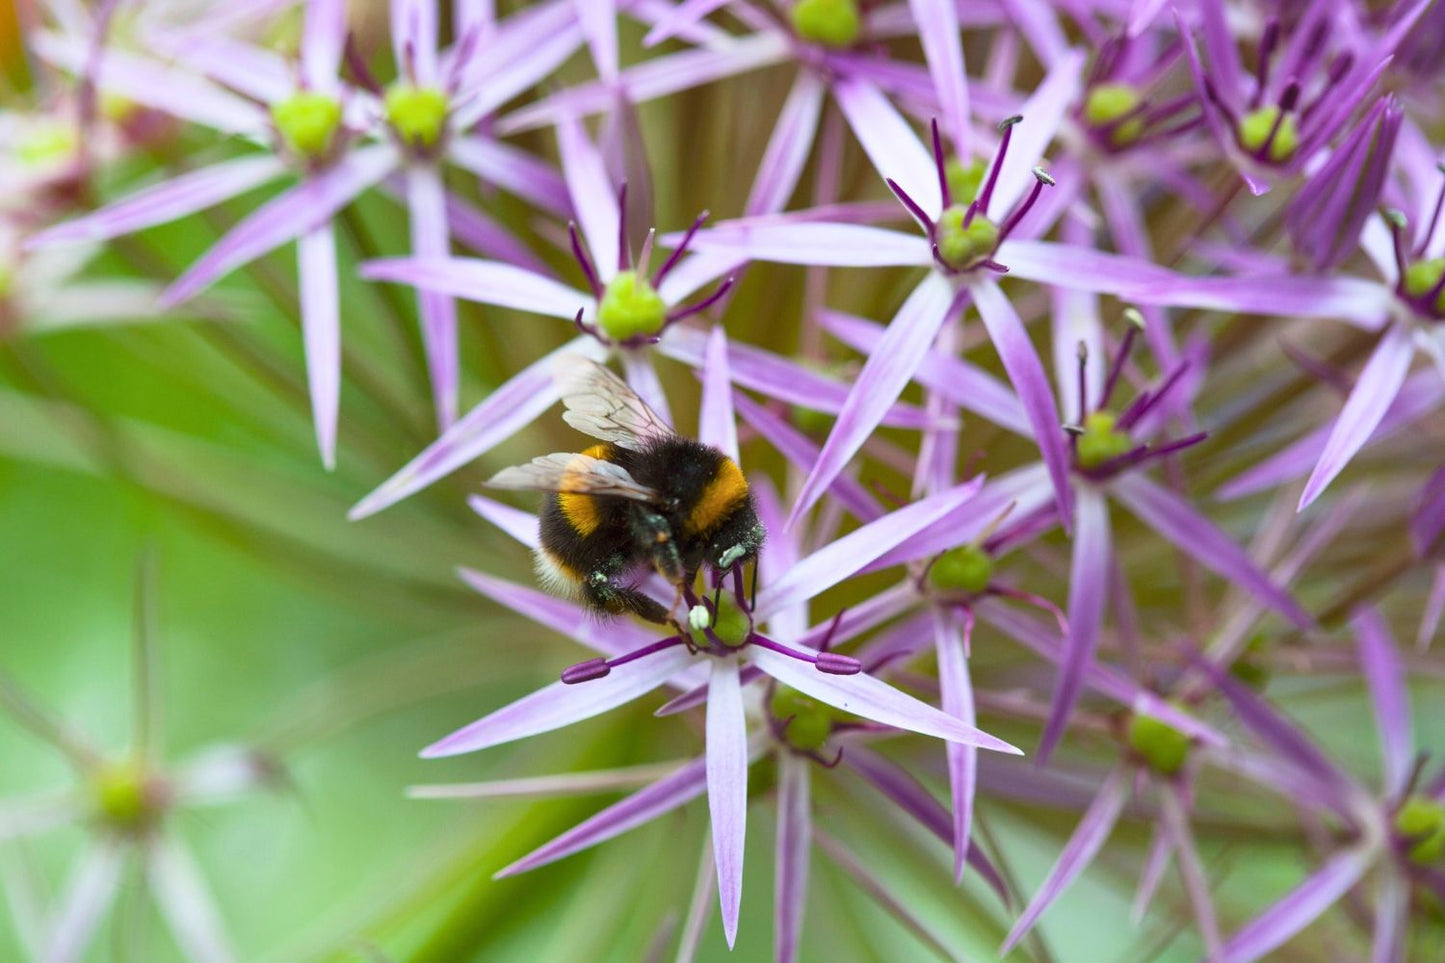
[4,0,1445,960]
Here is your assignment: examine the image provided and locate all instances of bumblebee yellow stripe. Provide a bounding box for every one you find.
[558,444,612,536]
[686,458,748,535]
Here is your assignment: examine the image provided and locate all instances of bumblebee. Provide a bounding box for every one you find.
[488,356,766,626]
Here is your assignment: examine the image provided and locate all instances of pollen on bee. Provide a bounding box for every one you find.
[685,458,749,535]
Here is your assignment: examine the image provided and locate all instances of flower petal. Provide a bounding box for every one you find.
[162,144,398,306]
[1351,606,1413,796]
[750,647,1020,753]
[999,239,1176,296]
[41,841,124,963]
[973,276,1074,530]
[933,608,977,883]
[297,226,341,469]
[420,644,695,757]
[147,834,235,963]
[1301,324,1416,509]
[1039,486,1110,762]
[1219,848,1373,963]
[908,0,969,156]
[988,49,1083,215]
[575,0,618,80]
[556,111,621,279]
[676,219,930,268]
[705,658,749,948]
[408,760,687,800]
[697,327,739,461]
[1000,765,1130,954]
[28,155,286,248]
[1111,474,1312,628]
[361,255,583,318]
[349,337,606,519]
[467,494,541,549]
[774,751,811,963]
[447,135,572,217]
[496,757,709,877]
[785,273,958,528]
[833,76,940,214]
[301,0,345,89]
[1126,274,1393,328]
[407,166,460,428]
[746,70,827,216]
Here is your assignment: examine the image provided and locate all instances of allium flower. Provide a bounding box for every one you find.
[1179,0,1427,194]
[0,562,280,963]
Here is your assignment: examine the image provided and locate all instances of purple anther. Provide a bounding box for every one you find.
[815,652,862,675]
[561,658,612,684]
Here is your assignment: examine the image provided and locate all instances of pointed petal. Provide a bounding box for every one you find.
[908,0,969,155]
[642,0,731,47]
[1039,486,1110,762]
[1126,273,1394,327]
[1159,786,1221,959]
[162,144,397,305]
[576,0,618,81]
[676,219,929,267]
[774,752,811,963]
[706,658,748,948]
[973,277,1074,530]
[750,647,1020,753]
[457,567,656,658]
[301,0,345,88]
[1301,325,1415,509]
[746,70,826,216]
[989,49,1083,214]
[467,494,541,548]
[348,338,606,519]
[833,76,940,214]
[1000,766,1130,954]
[1372,870,1408,963]
[446,136,572,217]
[406,167,460,429]
[497,757,709,877]
[755,474,983,620]
[621,349,674,428]
[360,255,585,319]
[1352,606,1413,795]
[786,274,957,527]
[297,226,341,469]
[28,155,285,248]
[933,608,977,883]
[1000,239,1175,296]
[697,327,739,461]
[41,842,125,963]
[1219,848,1372,963]
[0,789,83,842]
[556,112,620,278]
[408,761,686,800]
[148,835,235,963]
[420,645,695,757]
[1111,474,1312,628]
[392,0,439,84]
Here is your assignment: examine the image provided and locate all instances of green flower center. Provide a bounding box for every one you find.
[1083,83,1145,147]
[91,762,160,832]
[790,0,861,49]
[945,157,987,205]
[597,270,668,341]
[271,91,343,159]
[1403,258,1445,316]
[1127,713,1190,776]
[929,543,994,594]
[935,205,1000,271]
[1075,411,1134,469]
[688,594,751,650]
[771,686,839,751]
[1395,796,1445,866]
[16,121,77,167]
[384,84,450,149]
[1237,105,1300,164]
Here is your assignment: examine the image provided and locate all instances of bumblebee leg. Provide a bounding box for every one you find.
[630,510,684,583]
[581,570,671,626]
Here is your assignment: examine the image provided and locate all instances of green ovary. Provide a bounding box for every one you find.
[1396,796,1445,865]
[790,0,861,48]
[1127,714,1190,776]
[597,271,668,341]
[935,205,999,270]
[771,686,838,751]
[271,91,343,159]
[91,762,156,831]
[1083,83,1144,147]
[1075,411,1134,469]
[929,543,994,594]
[385,84,449,148]
[1403,258,1445,315]
[945,157,987,205]
[1237,106,1300,163]
[689,593,750,650]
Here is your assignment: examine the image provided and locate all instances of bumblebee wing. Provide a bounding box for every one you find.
[552,355,674,451]
[486,452,660,502]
